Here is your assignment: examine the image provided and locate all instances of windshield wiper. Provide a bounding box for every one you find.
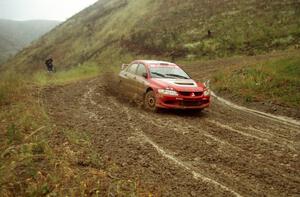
[166,74,189,79]
[151,72,166,78]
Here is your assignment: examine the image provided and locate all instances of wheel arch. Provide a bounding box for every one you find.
[146,87,153,93]
[143,87,154,98]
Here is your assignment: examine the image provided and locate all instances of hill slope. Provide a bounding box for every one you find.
[2,0,300,72]
[0,19,60,64]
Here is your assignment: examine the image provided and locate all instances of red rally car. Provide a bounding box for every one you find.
[119,60,210,112]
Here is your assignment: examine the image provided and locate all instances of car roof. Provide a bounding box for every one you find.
[136,60,176,65]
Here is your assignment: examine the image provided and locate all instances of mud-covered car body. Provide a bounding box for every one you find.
[119,60,210,111]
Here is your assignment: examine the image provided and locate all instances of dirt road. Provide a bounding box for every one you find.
[43,75,300,196]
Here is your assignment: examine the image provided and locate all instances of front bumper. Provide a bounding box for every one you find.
[156,94,210,109]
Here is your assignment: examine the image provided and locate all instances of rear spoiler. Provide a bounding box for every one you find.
[121,64,129,70]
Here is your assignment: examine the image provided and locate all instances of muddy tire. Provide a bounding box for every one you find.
[144,90,159,112]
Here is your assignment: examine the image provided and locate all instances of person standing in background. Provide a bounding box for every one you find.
[45,57,54,72]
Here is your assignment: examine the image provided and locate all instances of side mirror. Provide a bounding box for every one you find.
[204,80,210,88]
[142,73,148,78]
[121,64,129,70]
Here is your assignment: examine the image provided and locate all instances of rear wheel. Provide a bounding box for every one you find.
[144,90,159,112]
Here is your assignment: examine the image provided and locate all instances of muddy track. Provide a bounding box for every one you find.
[43,77,300,196]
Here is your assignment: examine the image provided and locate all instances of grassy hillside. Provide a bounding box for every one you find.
[212,51,300,112]
[2,0,299,73]
[0,19,60,64]
[0,66,105,196]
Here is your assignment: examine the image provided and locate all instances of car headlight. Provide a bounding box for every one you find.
[158,89,179,96]
[204,89,210,96]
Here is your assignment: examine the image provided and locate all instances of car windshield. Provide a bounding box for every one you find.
[149,65,190,79]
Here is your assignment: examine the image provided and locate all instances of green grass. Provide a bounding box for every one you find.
[34,63,102,85]
[0,71,25,105]
[0,66,106,196]
[212,54,300,107]
[0,71,52,196]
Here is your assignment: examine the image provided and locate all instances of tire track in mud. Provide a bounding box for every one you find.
[145,102,300,194]
[208,100,300,155]
[206,119,297,152]
[109,101,243,197]
[208,101,300,149]
[44,77,300,196]
[77,80,238,196]
[78,80,245,196]
[211,91,300,128]
[126,108,299,196]
[98,78,299,196]
[98,82,299,195]
[78,80,238,195]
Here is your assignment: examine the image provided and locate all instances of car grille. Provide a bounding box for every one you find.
[180,100,209,106]
[181,101,202,106]
[179,92,203,96]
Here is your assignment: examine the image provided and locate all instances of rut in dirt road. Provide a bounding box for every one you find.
[44,77,300,196]
[211,91,300,128]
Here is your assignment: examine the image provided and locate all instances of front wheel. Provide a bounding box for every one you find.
[144,90,159,112]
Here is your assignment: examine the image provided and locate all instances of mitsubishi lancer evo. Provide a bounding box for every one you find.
[119,60,211,112]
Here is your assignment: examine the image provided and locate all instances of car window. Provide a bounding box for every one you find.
[136,64,147,76]
[127,64,138,74]
[149,65,190,79]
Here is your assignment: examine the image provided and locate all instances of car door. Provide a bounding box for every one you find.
[124,63,139,98]
[135,63,149,100]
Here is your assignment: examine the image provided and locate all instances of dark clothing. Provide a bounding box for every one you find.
[45,58,54,72]
[208,30,212,37]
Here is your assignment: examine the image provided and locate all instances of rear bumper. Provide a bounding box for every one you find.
[156,94,210,109]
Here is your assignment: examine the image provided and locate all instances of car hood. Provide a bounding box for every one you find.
[150,78,204,92]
